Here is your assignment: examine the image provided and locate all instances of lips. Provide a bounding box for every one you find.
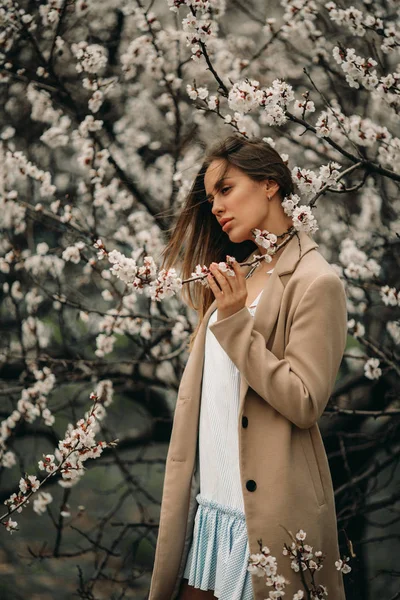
[222,220,233,232]
[220,218,233,231]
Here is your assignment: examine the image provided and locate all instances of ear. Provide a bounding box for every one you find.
[264,179,280,199]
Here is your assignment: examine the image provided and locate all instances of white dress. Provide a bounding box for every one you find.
[183,277,270,599]
[198,287,264,510]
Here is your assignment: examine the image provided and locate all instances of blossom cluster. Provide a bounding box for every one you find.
[282,529,325,579]
[169,0,224,61]
[380,285,400,307]
[94,241,184,311]
[338,236,398,382]
[70,41,117,113]
[0,0,37,63]
[182,12,218,60]
[228,79,264,115]
[191,254,236,283]
[347,318,365,339]
[364,358,382,381]
[3,147,57,199]
[183,20,400,169]
[190,263,215,286]
[248,528,351,599]
[325,2,400,54]
[226,78,295,127]
[248,544,290,598]
[338,239,381,281]
[281,194,319,235]
[62,241,85,264]
[331,46,400,113]
[312,100,399,169]
[252,230,278,255]
[26,85,71,149]
[71,42,108,75]
[121,36,159,81]
[1,386,116,533]
[278,0,320,43]
[0,368,56,469]
[101,221,327,304]
[333,47,379,91]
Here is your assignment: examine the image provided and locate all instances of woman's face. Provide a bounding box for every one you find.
[204,159,280,244]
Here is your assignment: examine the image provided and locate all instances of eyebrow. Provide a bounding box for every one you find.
[205,177,232,201]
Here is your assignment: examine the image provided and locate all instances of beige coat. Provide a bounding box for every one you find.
[149,230,348,600]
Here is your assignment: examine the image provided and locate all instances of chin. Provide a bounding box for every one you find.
[227,231,245,244]
[227,228,251,245]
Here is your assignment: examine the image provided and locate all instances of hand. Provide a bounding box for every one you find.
[207,258,248,321]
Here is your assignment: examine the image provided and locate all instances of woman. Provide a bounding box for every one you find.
[149,135,348,600]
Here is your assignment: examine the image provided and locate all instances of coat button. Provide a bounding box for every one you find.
[246,480,257,492]
[242,416,248,428]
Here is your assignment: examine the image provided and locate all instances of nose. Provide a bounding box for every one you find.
[210,194,224,217]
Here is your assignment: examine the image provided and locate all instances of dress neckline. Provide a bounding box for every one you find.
[247,288,263,309]
[247,267,274,308]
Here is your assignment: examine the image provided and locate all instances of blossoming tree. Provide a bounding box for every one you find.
[0,0,399,597]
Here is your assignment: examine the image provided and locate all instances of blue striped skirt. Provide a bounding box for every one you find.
[183,494,254,599]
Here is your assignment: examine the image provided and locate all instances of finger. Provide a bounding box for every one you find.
[225,260,241,291]
[211,265,233,293]
[232,260,246,289]
[207,273,223,296]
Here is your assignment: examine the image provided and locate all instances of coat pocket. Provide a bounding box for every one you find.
[300,429,326,507]
[168,396,191,463]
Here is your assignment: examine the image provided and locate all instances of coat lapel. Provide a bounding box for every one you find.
[237,230,318,414]
[179,231,319,421]
[253,230,319,338]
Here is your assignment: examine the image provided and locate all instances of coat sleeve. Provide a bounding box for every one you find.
[208,272,348,429]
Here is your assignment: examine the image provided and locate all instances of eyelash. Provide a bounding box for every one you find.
[208,186,231,203]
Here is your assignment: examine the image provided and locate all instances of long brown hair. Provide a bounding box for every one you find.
[159,134,294,352]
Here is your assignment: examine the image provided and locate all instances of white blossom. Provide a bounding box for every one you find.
[95,333,116,357]
[228,79,263,114]
[62,244,82,264]
[19,475,40,494]
[71,42,108,74]
[335,557,352,574]
[33,492,53,515]
[292,205,319,234]
[339,239,381,281]
[252,229,277,254]
[38,454,57,473]
[4,519,18,533]
[282,193,301,216]
[347,319,365,338]
[1,451,16,468]
[387,321,400,345]
[380,285,399,307]
[333,47,379,90]
[364,357,382,380]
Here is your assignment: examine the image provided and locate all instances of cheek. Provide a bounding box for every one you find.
[251,189,268,213]
[241,193,265,216]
